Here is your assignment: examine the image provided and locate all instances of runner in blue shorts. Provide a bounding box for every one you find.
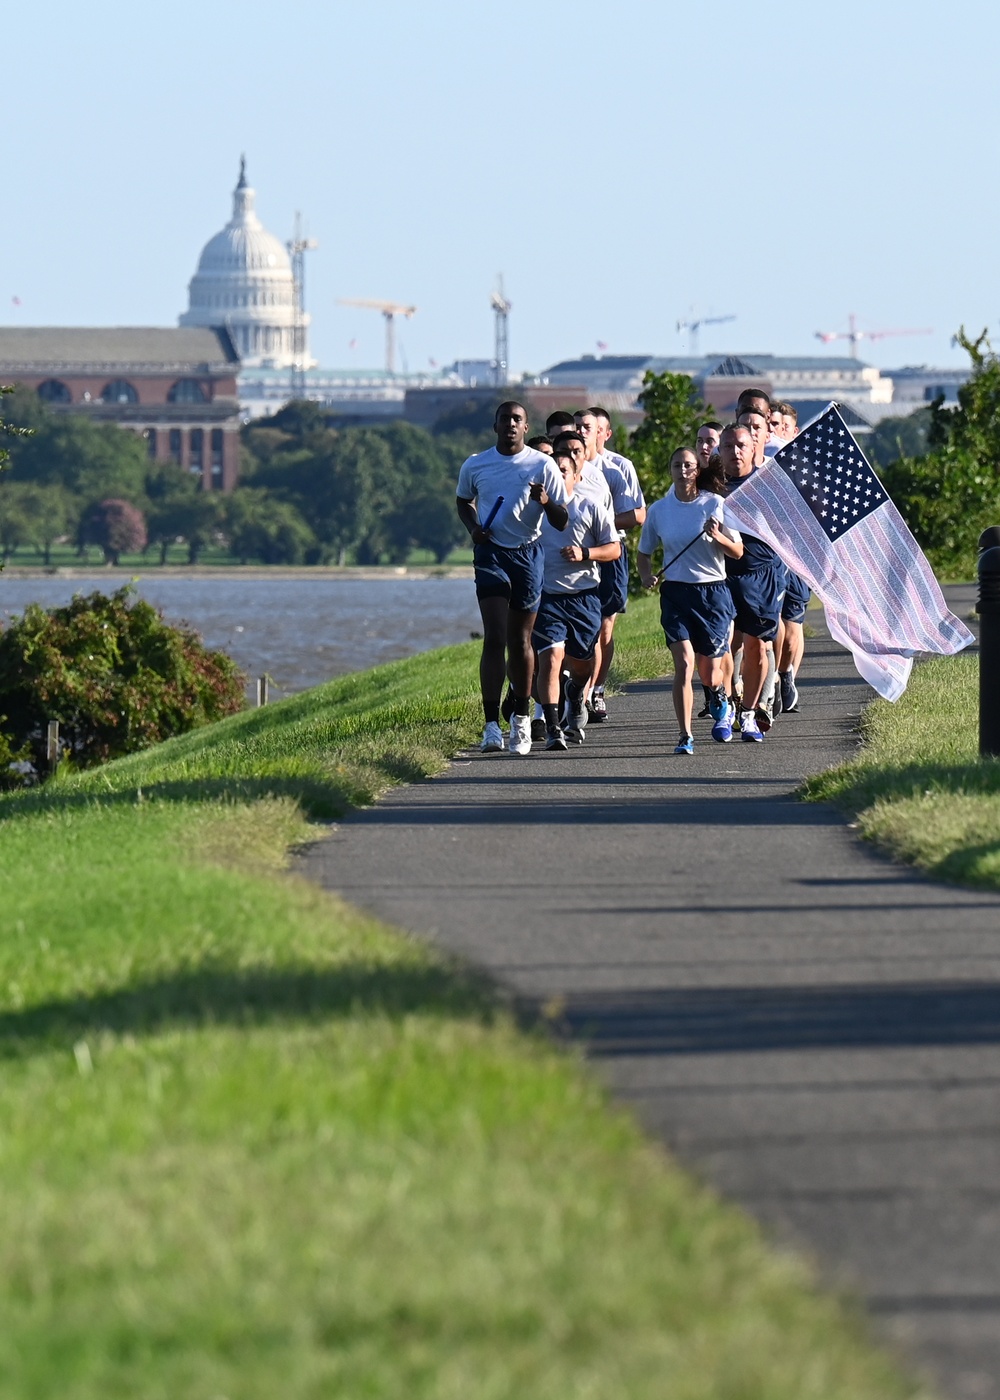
[456,402,569,755]
[637,447,744,755]
[720,423,787,743]
[575,407,646,723]
[771,403,807,712]
[532,446,620,750]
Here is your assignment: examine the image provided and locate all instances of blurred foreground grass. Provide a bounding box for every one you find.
[0,598,929,1398]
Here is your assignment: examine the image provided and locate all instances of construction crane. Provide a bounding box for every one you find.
[676,313,736,356]
[490,275,512,387]
[287,212,318,398]
[815,313,933,359]
[336,298,417,375]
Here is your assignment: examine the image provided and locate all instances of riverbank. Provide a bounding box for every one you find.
[0,600,925,1399]
[1,562,474,580]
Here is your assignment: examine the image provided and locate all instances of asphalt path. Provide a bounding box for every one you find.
[301,584,1000,1400]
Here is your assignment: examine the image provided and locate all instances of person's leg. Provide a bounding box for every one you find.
[535,644,564,705]
[595,614,616,690]
[740,635,769,711]
[477,595,509,721]
[669,640,696,738]
[780,619,805,674]
[506,606,537,708]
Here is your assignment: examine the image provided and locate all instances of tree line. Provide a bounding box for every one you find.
[0,389,482,566]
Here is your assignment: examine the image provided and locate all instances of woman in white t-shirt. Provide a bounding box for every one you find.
[637,448,744,754]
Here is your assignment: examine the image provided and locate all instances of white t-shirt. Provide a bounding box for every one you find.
[638,488,740,585]
[599,450,645,517]
[574,460,614,512]
[456,446,569,550]
[540,490,618,594]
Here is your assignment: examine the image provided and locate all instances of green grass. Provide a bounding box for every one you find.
[0,599,931,1398]
[804,653,1000,888]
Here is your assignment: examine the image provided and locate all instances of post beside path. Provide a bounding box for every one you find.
[978,524,1000,756]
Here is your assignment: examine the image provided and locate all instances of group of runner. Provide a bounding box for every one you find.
[454,390,809,755]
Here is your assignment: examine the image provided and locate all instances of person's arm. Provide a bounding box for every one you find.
[456,495,489,545]
[529,480,568,531]
[614,505,646,530]
[705,517,743,560]
[559,539,620,563]
[636,550,659,589]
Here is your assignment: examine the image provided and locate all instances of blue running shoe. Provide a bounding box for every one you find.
[674,734,694,755]
[711,702,735,743]
[708,688,728,722]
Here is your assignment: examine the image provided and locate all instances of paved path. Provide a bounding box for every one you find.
[302,586,1000,1400]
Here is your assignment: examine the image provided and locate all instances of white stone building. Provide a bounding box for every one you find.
[180,160,312,370]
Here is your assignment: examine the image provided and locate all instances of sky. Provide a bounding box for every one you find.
[1,0,995,376]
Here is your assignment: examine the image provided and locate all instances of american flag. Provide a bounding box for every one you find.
[722,403,974,700]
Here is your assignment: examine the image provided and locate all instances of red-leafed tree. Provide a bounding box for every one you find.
[79,497,147,565]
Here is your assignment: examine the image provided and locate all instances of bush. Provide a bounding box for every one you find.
[0,587,245,785]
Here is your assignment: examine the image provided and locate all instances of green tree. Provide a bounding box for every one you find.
[628,370,709,505]
[223,489,315,565]
[865,407,931,469]
[0,481,76,565]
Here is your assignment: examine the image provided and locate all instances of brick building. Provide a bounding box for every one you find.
[0,326,241,490]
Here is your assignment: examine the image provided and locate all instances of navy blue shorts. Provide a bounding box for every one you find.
[727,562,787,642]
[659,580,735,658]
[782,569,811,623]
[598,546,629,618]
[532,588,602,660]
[474,539,544,614]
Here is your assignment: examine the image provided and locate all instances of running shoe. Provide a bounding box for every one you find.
[564,723,586,746]
[708,688,729,722]
[711,702,735,744]
[589,690,608,722]
[544,724,568,751]
[564,680,589,734]
[740,709,763,743]
[772,681,783,717]
[779,670,799,712]
[507,713,532,756]
[674,734,694,755]
[480,721,504,753]
[697,685,712,719]
[530,717,547,742]
[755,698,774,733]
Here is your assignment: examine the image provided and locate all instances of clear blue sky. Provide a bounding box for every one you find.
[1,0,991,375]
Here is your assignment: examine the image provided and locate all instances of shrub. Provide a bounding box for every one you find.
[0,586,245,785]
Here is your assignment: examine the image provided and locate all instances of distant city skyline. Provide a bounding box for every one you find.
[1,0,991,374]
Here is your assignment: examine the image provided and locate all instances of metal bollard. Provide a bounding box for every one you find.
[256,675,270,707]
[977,526,1000,757]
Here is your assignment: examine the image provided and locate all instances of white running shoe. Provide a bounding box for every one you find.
[508,713,533,756]
[480,721,504,753]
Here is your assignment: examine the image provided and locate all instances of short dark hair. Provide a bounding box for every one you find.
[721,422,752,440]
[700,419,723,432]
[737,407,768,426]
[736,388,771,411]
[552,429,585,451]
[546,410,577,433]
[527,434,552,449]
[579,404,612,425]
[495,399,527,421]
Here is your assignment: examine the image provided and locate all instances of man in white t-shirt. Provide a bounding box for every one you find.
[533,446,620,749]
[574,406,646,721]
[456,401,569,755]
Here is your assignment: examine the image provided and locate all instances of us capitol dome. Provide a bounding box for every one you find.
[179,158,312,370]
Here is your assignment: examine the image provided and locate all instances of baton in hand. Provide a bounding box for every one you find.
[480,496,504,533]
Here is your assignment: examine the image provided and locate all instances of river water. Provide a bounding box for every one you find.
[0,575,482,699]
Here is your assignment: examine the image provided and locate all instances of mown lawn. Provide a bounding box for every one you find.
[0,598,930,1398]
[804,653,1000,888]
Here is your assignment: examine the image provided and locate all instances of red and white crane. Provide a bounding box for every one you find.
[815,313,933,359]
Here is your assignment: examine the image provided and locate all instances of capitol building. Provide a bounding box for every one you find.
[179,159,312,371]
